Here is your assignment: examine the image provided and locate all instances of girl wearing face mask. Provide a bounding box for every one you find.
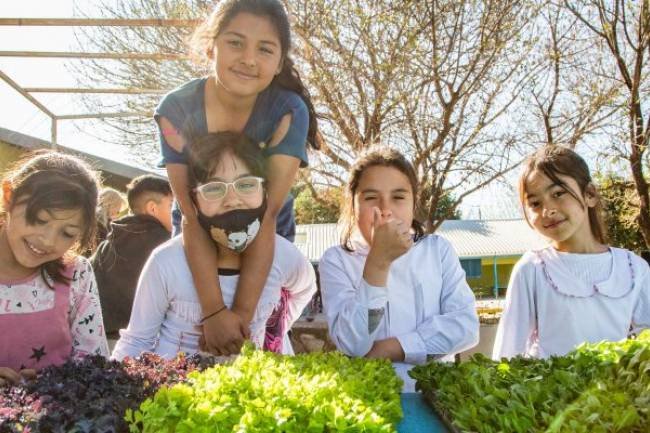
[157,0,321,358]
[112,133,316,360]
[0,152,108,387]
[493,146,650,360]
[318,148,479,392]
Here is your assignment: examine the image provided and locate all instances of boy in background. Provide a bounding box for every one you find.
[92,175,172,339]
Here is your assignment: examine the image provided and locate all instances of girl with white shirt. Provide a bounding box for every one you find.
[493,146,650,360]
[113,133,316,360]
[319,148,479,392]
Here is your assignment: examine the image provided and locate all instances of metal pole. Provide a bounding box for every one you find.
[0,51,189,60]
[0,69,56,118]
[24,87,168,94]
[493,255,498,298]
[51,118,58,150]
[57,112,150,120]
[0,18,199,27]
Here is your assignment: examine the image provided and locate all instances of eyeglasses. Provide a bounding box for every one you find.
[195,176,264,201]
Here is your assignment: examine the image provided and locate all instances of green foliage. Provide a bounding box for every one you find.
[430,191,461,223]
[416,185,461,228]
[410,330,650,433]
[294,186,342,224]
[128,343,403,432]
[596,173,646,254]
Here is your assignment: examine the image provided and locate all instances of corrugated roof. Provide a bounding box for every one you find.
[437,219,548,258]
[295,219,549,262]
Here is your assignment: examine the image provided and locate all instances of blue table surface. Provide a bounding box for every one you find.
[397,393,450,433]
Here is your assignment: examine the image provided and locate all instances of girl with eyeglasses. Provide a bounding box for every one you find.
[112,133,316,360]
[156,0,321,358]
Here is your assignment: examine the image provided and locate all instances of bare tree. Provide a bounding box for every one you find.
[526,2,621,148]
[288,0,427,186]
[69,0,206,159]
[73,0,569,229]
[290,0,546,229]
[564,0,650,247]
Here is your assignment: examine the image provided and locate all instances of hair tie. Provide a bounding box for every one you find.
[200,305,227,323]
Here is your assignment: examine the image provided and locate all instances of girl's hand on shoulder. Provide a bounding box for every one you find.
[368,207,413,265]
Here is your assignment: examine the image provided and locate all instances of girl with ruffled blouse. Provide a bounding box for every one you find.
[493,146,650,359]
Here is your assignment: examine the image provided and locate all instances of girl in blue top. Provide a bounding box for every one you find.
[155,0,320,356]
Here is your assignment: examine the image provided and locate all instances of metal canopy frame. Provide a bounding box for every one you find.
[0,18,199,148]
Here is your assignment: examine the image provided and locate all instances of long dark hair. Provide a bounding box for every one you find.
[519,145,607,244]
[340,147,424,252]
[0,151,100,286]
[189,0,322,150]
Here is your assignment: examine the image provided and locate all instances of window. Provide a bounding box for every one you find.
[460,259,482,278]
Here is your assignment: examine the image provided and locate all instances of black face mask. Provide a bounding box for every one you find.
[196,199,267,253]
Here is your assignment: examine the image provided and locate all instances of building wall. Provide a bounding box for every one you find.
[0,141,26,176]
[463,256,520,296]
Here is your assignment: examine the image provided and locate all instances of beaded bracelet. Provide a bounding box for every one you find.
[200,305,227,323]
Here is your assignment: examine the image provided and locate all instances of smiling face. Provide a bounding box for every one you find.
[1,202,84,276]
[354,165,414,245]
[195,150,264,217]
[523,169,598,251]
[212,12,283,98]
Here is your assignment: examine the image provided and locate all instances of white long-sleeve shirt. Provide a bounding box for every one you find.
[319,235,479,392]
[112,235,316,361]
[493,246,650,360]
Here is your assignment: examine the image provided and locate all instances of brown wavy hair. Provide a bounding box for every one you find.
[189,0,322,150]
[339,147,424,252]
[519,145,607,244]
[0,151,100,287]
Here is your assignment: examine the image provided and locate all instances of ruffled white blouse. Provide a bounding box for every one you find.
[493,246,650,359]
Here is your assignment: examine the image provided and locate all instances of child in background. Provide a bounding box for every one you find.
[112,133,316,360]
[92,175,173,339]
[156,0,320,356]
[0,152,108,386]
[493,146,650,359]
[95,188,127,244]
[319,148,479,392]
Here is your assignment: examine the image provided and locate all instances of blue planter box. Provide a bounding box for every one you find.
[398,393,450,433]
